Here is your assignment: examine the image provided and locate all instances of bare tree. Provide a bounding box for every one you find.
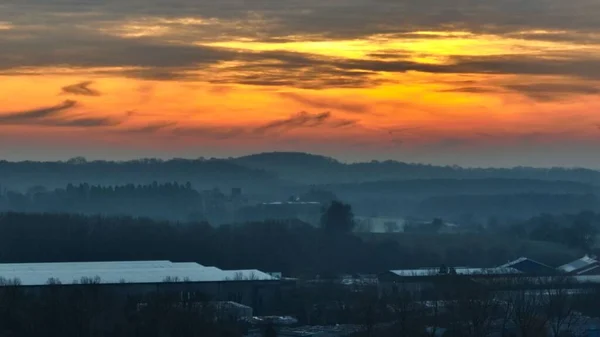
[446,282,503,337]
[543,277,587,337]
[387,288,425,337]
[506,285,549,337]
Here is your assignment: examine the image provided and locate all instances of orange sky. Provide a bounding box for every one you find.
[2,1,600,166]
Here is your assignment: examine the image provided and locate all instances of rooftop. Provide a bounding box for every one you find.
[0,261,275,286]
[388,267,521,277]
[558,255,599,274]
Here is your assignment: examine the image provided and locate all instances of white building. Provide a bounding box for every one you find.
[0,260,290,314]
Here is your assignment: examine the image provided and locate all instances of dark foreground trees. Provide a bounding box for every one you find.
[0,284,240,337]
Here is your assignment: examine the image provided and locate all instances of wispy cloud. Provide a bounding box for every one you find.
[278,92,369,114]
[61,81,101,96]
[120,121,177,134]
[0,100,119,128]
[0,100,78,123]
[171,111,356,139]
[502,83,600,101]
[172,126,246,139]
[254,111,334,134]
[439,87,500,94]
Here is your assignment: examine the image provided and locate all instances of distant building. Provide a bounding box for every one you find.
[497,257,556,274]
[379,266,522,296]
[0,260,292,315]
[558,255,600,275]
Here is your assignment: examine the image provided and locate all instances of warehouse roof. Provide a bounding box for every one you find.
[497,257,555,274]
[0,261,275,286]
[388,267,521,277]
[558,255,599,274]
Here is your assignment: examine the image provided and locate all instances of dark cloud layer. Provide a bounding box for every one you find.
[2,1,600,89]
[4,0,600,40]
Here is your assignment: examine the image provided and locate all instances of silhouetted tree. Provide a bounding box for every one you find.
[320,201,355,233]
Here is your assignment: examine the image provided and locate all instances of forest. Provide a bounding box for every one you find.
[0,211,589,276]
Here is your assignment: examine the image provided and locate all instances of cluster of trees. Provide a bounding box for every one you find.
[0,212,577,276]
[0,182,203,221]
[414,193,599,222]
[509,211,600,252]
[0,157,277,194]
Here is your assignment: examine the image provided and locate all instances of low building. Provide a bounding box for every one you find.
[498,257,556,274]
[0,260,291,315]
[558,255,600,275]
[379,266,522,297]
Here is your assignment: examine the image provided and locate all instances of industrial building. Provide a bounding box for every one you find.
[0,260,292,314]
[558,255,600,275]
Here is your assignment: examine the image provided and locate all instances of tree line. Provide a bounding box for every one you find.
[507,211,600,252]
[0,182,204,221]
[0,211,579,276]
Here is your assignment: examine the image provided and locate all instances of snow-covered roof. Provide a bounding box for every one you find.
[388,267,521,277]
[0,261,275,286]
[558,255,599,273]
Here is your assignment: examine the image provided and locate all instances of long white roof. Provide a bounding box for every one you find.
[0,261,275,286]
[389,267,521,277]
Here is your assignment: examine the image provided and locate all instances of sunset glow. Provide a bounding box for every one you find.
[2,1,600,166]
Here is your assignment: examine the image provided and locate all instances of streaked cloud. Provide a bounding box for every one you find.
[0,100,119,128]
[254,111,349,134]
[0,100,78,123]
[503,83,600,101]
[120,121,177,134]
[61,81,101,96]
[278,92,369,114]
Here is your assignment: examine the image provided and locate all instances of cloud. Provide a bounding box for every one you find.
[171,111,356,139]
[0,100,119,128]
[278,92,369,114]
[49,117,120,127]
[502,83,600,101]
[254,111,333,134]
[0,100,77,123]
[172,126,246,139]
[439,87,500,94]
[61,81,101,96]
[120,122,177,134]
[3,1,600,89]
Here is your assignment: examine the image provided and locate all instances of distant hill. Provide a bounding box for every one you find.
[235,151,600,185]
[2,151,600,193]
[0,158,279,193]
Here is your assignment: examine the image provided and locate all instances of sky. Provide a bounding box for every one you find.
[2,0,600,167]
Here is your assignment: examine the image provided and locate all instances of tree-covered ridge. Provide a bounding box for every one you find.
[0,182,203,221]
[2,152,600,190]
